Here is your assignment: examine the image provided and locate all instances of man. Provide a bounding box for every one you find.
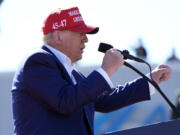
[11,7,171,135]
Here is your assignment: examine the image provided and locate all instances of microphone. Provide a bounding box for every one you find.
[98,42,145,63]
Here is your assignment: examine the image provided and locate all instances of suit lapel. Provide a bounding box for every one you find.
[41,45,73,84]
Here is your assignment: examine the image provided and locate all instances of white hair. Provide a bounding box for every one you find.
[43,33,53,44]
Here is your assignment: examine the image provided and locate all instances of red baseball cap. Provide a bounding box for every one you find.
[42,7,99,35]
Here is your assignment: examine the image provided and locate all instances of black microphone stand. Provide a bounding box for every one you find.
[123,61,180,117]
[98,42,180,116]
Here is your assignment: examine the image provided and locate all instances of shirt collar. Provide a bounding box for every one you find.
[44,44,75,75]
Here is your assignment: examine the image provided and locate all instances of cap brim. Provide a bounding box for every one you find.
[69,24,99,34]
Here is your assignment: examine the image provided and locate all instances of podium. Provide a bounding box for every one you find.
[103,118,180,135]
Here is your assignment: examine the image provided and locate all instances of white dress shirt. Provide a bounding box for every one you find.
[44,44,155,95]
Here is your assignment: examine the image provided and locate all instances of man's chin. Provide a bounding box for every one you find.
[78,56,82,61]
[73,56,82,63]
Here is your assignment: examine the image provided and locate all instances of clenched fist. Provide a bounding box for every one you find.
[101,49,124,77]
[151,64,172,84]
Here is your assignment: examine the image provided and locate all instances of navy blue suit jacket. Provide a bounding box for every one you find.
[11,45,150,135]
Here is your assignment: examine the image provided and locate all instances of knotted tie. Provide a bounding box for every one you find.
[71,69,92,133]
[72,69,84,83]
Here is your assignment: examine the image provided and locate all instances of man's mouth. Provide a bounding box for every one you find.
[80,47,85,52]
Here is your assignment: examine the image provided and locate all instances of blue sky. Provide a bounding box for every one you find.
[0,0,180,71]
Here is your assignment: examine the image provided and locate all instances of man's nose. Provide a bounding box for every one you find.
[81,34,88,43]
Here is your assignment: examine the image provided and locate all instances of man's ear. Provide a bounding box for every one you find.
[52,31,62,43]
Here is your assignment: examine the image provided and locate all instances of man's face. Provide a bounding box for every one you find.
[59,30,88,63]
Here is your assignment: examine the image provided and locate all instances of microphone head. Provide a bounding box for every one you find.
[98,42,113,53]
[122,50,130,55]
